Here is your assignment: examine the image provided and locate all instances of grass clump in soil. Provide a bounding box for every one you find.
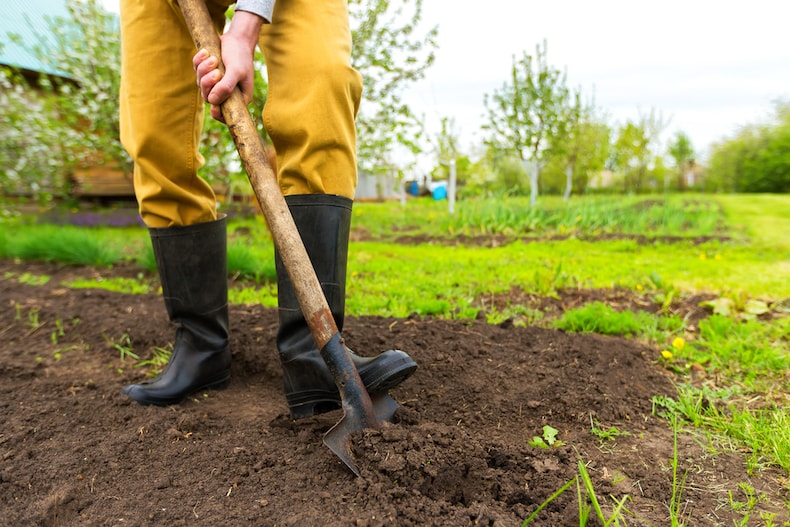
[1,224,122,267]
[554,301,684,341]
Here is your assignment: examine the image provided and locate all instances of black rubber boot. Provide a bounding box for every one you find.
[276,194,417,419]
[121,217,231,405]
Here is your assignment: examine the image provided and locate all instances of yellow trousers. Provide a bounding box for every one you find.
[120,0,362,228]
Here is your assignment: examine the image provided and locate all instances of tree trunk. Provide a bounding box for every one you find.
[563,163,573,201]
[525,159,540,206]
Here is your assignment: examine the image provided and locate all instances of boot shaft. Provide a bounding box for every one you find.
[275,194,352,357]
[149,217,229,347]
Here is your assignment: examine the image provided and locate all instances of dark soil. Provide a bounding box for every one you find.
[1,259,787,526]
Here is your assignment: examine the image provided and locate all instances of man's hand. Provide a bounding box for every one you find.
[192,10,264,121]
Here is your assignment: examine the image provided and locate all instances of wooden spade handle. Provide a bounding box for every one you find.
[179,0,337,349]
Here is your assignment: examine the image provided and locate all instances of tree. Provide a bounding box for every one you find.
[543,89,610,200]
[706,100,790,193]
[349,0,438,178]
[1,0,437,203]
[1,0,127,200]
[609,110,667,193]
[667,131,695,190]
[483,40,570,205]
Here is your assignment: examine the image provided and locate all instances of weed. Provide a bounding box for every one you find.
[135,345,172,377]
[590,416,630,441]
[53,345,80,361]
[105,333,139,363]
[26,308,42,330]
[667,415,691,526]
[529,425,564,449]
[647,271,678,313]
[50,319,66,345]
[577,458,632,526]
[520,455,633,526]
[520,477,576,526]
[728,481,761,512]
[227,240,276,282]
[16,272,51,286]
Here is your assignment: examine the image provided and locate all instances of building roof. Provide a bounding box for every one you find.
[0,0,72,78]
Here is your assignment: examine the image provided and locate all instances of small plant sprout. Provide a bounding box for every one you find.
[27,307,42,330]
[529,425,564,449]
[520,456,633,526]
[53,345,80,361]
[50,319,66,345]
[135,345,173,377]
[589,416,630,441]
[668,414,691,526]
[104,333,139,363]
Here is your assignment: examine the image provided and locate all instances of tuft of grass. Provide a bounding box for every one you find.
[355,195,729,240]
[66,277,152,295]
[227,240,276,282]
[654,386,790,475]
[134,345,172,377]
[520,456,633,526]
[554,301,684,342]
[4,225,121,266]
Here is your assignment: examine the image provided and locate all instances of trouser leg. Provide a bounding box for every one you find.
[258,0,363,198]
[119,0,233,228]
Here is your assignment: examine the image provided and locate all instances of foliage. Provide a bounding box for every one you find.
[608,109,668,193]
[427,117,473,188]
[5,193,790,311]
[667,131,695,190]
[705,100,790,193]
[0,0,436,203]
[0,0,128,201]
[483,40,570,204]
[350,0,438,179]
[540,92,611,198]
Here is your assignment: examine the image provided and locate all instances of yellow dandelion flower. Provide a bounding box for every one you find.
[672,337,685,350]
[699,252,707,260]
[661,350,673,360]
[636,284,643,291]
[714,254,722,260]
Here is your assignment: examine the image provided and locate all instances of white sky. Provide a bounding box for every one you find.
[406,0,790,160]
[102,0,790,162]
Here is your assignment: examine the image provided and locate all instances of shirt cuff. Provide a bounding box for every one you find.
[235,0,274,22]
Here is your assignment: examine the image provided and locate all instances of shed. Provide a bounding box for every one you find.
[0,0,73,82]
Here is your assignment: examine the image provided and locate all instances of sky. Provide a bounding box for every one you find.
[101,0,790,162]
[404,0,790,160]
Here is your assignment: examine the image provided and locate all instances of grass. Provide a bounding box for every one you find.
[353,194,728,239]
[0,224,128,266]
[3,192,790,522]
[553,301,684,341]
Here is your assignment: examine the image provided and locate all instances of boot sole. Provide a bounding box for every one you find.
[122,375,231,406]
